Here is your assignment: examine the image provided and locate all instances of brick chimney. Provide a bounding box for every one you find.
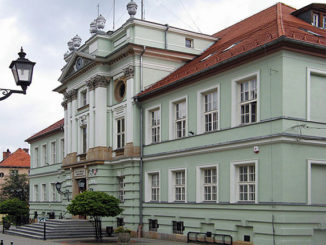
[23,148,29,154]
[2,149,11,160]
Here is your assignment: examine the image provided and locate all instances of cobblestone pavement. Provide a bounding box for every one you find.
[0,234,195,245]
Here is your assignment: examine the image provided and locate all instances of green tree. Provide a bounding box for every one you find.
[67,191,123,240]
[1,173,29,202]
[0,198,29,226]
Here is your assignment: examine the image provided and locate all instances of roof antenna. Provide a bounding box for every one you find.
[113,0,116,30]
[141,0,145,20]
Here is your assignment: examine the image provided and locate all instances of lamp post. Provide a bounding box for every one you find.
[55,182,70,201]
[0,47,36,101]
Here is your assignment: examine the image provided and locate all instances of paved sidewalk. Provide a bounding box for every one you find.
[0,233,195,245]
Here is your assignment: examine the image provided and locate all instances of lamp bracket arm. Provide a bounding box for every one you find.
[0,88,26,101]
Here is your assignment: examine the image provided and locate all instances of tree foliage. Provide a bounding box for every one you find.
[67,191,123,218]
[67,191,123,240]
[1,174,29,202]
[0,198,29,225]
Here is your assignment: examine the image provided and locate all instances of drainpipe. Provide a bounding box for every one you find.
[164,24,169,50]
[137,46,146,237]
[140,46,146,92]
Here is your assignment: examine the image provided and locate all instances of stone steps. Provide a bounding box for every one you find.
[5,219,96,240]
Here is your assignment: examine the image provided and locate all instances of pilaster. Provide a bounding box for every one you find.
[124,65,135,144]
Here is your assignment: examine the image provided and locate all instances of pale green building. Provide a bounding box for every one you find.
[26,2,326,244]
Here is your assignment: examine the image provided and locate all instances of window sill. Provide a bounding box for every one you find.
[77,104,89,111]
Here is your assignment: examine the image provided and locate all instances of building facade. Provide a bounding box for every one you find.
[27,2,326,244]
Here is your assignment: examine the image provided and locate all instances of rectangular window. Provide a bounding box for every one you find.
[118,176,125,202]
[175,101,186,138]
[238,165,255,202]
[323,16,326,29]
[35,147,39,168]
[41,184,47,201]
[80,90,87,107]
[312,13,319,27]
[51,142,56,164]
[10,170,18,176]
[172,221,184,234]
[34,185,39,202]
[42,144,47,166]
[175,171,185,201]
[240,79,257,124]
[151,109,160,143]
[185,38,193,48]
[203,168,217,201]
[117,118,125,149]
[204,91,218,132]
[82,126,87,153]
[51,183,57,201]
[149,219,159,231]
[151,173,160,201]
[117,217,124,227]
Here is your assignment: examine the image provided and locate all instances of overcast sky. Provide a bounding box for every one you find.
[0,0,322,159]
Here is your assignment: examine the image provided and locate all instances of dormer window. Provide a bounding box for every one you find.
[185,38,193,48]
[312,13,319,27]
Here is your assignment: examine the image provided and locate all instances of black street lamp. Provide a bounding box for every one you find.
[55,181,70,201]
[0,47,36,101]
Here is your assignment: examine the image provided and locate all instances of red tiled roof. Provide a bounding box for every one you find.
[137,3,326,100]
[25,119,64,143]
[0,148,30,168]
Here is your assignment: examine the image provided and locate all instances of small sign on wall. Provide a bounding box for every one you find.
[74,168,86,178]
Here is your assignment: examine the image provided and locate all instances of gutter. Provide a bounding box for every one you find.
[135,36,326,101]
[140,46,146,92]
[164,24,169,50]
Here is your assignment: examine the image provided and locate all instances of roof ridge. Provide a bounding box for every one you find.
[276,2,285,37]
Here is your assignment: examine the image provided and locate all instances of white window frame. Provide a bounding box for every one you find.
[185,38,194,48]
[230,160,258,204]
[42,144,47,166]
[169,96,188,140]
[50,183,57,202]
[145,105,161,145]
[34,147,39,168]
[60,138,65,162]
[168,168,187,203]
[145,171,161,202]
[231,71,260,127]
[41,184,47,202]
[79,89,88,107]
[196,164,219,203]
[50,141,56,165]
[312,13,319,27]
[116,117,125,149]
[307,160,326,205]
[197,85,220,134]
[34,184,39,201]
[306,68,326,121]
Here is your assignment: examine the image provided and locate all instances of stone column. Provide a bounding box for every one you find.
[124,66,135,155]
[65,92,72,154]
[94,76,109,147]
[87,79,96,149]
[61,100,68,158]
[71,90,78,153]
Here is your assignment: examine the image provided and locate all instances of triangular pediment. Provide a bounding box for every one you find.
[58,52,98,83]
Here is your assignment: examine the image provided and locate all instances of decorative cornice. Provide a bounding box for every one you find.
[86,79,96,91]
[93,75,109,88]
[61,100,68,110]
[64,89,78,102]
[123,65,135,80]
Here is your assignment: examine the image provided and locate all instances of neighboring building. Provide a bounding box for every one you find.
[25,119,64,217]
[0,148,30,190]
[27,2,326,244]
